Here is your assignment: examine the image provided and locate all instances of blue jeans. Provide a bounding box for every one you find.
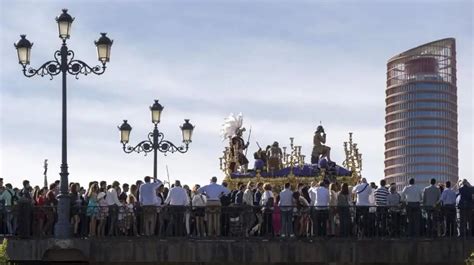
[281,210,293,235]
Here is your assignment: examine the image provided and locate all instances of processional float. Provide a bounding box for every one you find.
[219,113,362,190]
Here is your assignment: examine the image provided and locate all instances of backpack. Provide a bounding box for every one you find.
[7,189,19,205]
[220,193,232,207]
[263,193,274,213]
[230,190,238,204]
[157,193,164,205]
[254,190,262,206]
[265,197,274,208]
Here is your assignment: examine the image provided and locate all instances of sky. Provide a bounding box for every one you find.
[0,0,472,189]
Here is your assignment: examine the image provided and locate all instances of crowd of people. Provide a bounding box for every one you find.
[0,176,472,239]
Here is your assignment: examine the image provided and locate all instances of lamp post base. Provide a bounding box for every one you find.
[54,193,72,238]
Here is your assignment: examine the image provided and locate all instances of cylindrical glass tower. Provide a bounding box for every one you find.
[385,38,458,190]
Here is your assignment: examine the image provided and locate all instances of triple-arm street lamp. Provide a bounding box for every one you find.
[118,100,195,180]
[14,9,113,238]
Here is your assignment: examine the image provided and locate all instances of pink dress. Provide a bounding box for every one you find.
[272,205,282,235]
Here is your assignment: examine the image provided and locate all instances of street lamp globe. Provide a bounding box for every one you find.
[180,119,194,144]
[55,9,74,40]
[118,120,132,144]
[150,100,164,124]
[95,33,113,64]
[14,35,33,66]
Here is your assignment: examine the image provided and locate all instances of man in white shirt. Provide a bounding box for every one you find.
[198,176,230,236]
[439,181,457,236]
[352,178,372,236]
[313,182,330,207]
[106,181,123,207]
[309,181,317,206]
[139,176,163,236]
[401,178,422,237]
[422,178,441,237]
[401,179,422,203]
[279,183,294,237]
[106,181,122,236]
[139,176,163,205]
[198,176,230,201]
[164,180,189,236]
[165,180,189,206]
[311,181,330,236]
[440,181,456,206]
[352,178,372,206]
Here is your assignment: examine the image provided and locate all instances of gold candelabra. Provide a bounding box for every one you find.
[219,145,232,175]
[343,132,362,180]
[282,137,305,171]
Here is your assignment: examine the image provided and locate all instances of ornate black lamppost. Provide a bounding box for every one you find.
[14,9,113,238]
[118,100,194,180]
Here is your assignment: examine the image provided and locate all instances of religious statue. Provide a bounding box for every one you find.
[231,128,250,172]
[311,125,331,164]
[267,141,283,173]
[221,113,250,173]
[253,142,269,171]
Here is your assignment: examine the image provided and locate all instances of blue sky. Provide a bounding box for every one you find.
[1,0,472,188]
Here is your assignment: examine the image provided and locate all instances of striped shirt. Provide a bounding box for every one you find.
[374,187,389,206]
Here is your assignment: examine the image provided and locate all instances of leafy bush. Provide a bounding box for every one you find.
[467,252,474,265]
[0,239,8,262]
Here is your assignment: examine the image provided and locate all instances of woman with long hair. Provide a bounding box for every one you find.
[272,194,282,236]
[70,183,81,236]
[299,187,311,237]
[192,184,206,237]
[127,184,138,236]
[328,183,339,236]
[337,183,351,237]
[44,183,58,236]
[293,191,309,236]
[86,183,99,237]
[183,185,192,236]
[33,187,47,236]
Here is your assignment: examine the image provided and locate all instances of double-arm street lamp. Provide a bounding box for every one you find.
[118,100,195,180]
[14,9,113,238]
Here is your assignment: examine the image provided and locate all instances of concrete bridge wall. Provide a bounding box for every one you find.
[6,238,474,265]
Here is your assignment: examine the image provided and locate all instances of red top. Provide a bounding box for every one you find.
[36,196,45,206]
